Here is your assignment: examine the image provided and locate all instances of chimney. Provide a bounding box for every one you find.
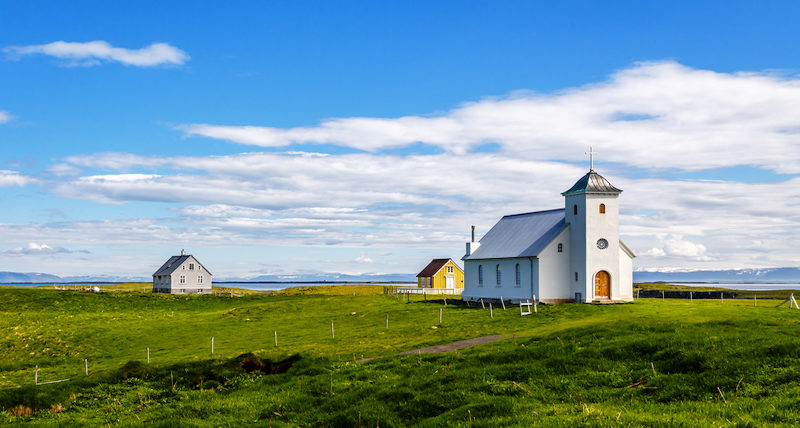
[181,249,186,256]
[465,226,480,257]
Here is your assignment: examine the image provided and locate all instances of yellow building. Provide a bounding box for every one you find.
[416,258,464,289]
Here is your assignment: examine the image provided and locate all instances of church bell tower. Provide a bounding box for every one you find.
[562,149,623,302]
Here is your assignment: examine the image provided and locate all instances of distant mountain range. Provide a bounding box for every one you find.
[633,267,800,283]
[3,268,799,285]
[217,272,415,283]
[0,271,414,284]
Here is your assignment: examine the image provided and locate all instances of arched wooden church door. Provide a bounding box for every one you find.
[594,271,610,298]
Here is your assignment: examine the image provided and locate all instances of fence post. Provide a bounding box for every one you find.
[662,290,665,301]
[211,337,214,356]
[35,365,38,385]
[331,322,335,339]
[721,292,724,303]
[637,289,640,300]
[85,358,88,375]
[147,348,150,364]
[489,303,494,319]
[386,314,389,329]
[439,308,442,325]
[690,291,692,302]
[444,295,447,306]
[274,331,278,347]
[500,296,506,310]
[754,295,757,306]
[480,298,485,309]
[533,294,538,313]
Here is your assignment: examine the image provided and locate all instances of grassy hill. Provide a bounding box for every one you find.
[2,285,800,425]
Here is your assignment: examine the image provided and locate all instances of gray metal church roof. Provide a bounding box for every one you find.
[561,170,622,196]
[464,208,568,260]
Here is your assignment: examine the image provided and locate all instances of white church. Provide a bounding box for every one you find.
[462,157,635,304]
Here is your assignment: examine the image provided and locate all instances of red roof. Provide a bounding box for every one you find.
[416,258,453,277]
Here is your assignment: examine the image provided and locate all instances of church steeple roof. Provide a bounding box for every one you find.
[561,170,622,196]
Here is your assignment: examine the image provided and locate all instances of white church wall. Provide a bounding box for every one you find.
[565,194,588,299]
[537,227,573,302]
[584,194,621,300]
[462,258,535,302]
[617,247,634,300]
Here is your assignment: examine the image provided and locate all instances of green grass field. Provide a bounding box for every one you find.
[2,284,800,426]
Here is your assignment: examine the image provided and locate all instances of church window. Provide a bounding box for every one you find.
[515,264,521,287]
[573,205,578,215]
[478,265,483,286]
[599,204,606,214]
[496,265,501,286]
[575,272,578,282]
[447,265,454,274]
[558,243,563,253]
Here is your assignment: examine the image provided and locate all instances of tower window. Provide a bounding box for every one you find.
[599,204,606,214]
[515,264,520,287]
[575,272,579,282]
[558,243,563,253]
[573,205,578,215]
[478,265,483,286]
[496,264,501,286]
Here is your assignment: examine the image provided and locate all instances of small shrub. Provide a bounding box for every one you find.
[9,405,33,417]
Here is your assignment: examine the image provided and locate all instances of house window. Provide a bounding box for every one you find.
[574,205,578,215]
[515,264,521,287]
[180,275,186,284]
[478,265,483,286]
[496,264,501,286]
[447,265,454,274]
[189,263,195,270]
[558,243,563,253]
[575,272,579,282]
[599,204,606,214]
[198,275,203,284]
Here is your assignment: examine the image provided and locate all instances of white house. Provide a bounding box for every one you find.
[152,250,213,294]
[462,166,634,304]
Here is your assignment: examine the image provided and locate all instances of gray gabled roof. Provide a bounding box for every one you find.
[152,255,213,277]
[153,255,191,276]
[464,209,568,260]
[561,170,622,196]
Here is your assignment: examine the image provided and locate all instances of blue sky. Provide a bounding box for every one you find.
[1,1,800,279]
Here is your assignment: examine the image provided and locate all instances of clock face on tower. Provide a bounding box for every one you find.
[597,238,608,250]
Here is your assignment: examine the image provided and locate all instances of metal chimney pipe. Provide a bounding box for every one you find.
[471,225,475,242]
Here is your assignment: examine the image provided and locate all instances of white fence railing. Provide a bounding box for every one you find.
[389,287,463,296]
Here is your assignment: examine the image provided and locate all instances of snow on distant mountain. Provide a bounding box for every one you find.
[216,272,415,283]
[634,267,800,283]
[0,271,62,283]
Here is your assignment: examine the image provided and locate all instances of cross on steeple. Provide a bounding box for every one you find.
[585,147,598,171]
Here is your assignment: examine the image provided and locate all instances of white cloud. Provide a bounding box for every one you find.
[6,62,800,275]
[3,242,77,256]
[0,170,33,187]
[355,253,374,263]
[4,41,189,67]
[0,110,12,123]
[176,61,800,173]
[43,148,800,271]
[642,248,666,257]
